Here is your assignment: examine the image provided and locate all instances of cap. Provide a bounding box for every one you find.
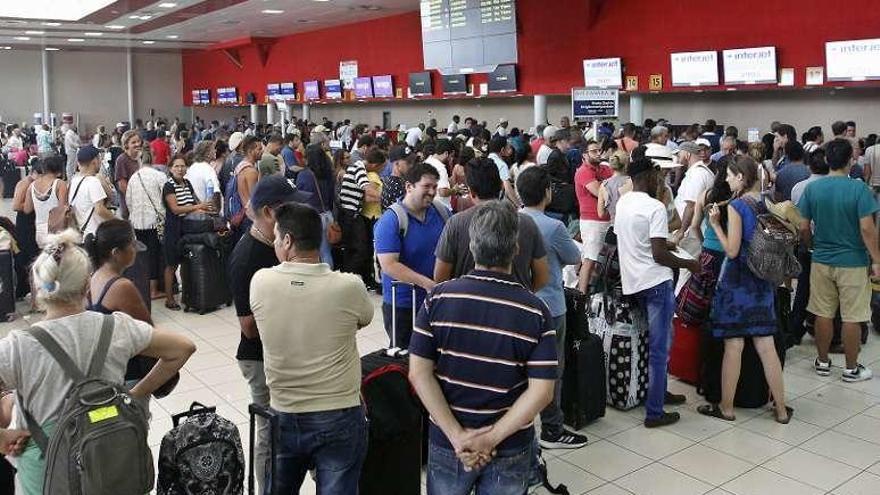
[645,143,681,169]
[76,145,101,163]
[543,125,559,141]
[313,125,329,134]
[628,157,660,177]
[695,138,712,148]
[498,117,508,124]
[676,141,702,155]
[228,131,244,151]
[250,175,312,211]
[389,145,414,162]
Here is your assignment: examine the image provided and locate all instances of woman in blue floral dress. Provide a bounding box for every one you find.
[697,156,790,424]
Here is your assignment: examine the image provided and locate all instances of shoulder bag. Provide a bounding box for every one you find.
[137,171,165,241]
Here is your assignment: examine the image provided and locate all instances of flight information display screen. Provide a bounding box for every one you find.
[421,0,518,74]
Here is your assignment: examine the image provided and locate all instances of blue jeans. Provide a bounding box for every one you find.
[635,280,675,420]
[268,405,367,495]
[319,211,334,269]
[427,442,531,495]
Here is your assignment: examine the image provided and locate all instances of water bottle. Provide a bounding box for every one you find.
[205,182,214,215]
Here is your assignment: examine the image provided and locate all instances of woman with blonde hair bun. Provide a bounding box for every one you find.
[597,149,631,221]
[0,229,196,494]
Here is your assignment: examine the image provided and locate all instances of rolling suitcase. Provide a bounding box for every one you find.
[359,281,423,495]
[669,318,701,385]
[157,402,245,495]
[0,250,16,321]
[181,241,232,314]
[248,404,279,495]
[561,288,606,429]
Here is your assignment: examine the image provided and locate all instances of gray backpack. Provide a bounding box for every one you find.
[19,314,154,495]
[389,200,450,238]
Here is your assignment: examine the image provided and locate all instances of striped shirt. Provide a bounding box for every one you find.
[339,160,369,213]
[162,178,197,217]
[409,270,557,451]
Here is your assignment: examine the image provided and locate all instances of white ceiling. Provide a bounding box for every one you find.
[0,0,419,51]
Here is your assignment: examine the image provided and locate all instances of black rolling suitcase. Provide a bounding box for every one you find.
[181,239,232,314]
[359,281,423,495]
[248,404,279,495]
[0,250,16,321]
[561,288,606,429]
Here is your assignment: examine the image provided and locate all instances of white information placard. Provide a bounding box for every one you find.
[722,46,777,85]
[339,60,358,90]
[670,51,719,87]
[583,57,623,88]
[826,38,880,81]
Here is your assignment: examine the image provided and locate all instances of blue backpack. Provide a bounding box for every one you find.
[224,164,251,228]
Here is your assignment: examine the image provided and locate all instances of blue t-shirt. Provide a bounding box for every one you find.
[373,203,447,307]
[522,208,581,317]
[409,270,557,451]
[281,146,297,168]
[798,176,878,267]
[774,163,810,202]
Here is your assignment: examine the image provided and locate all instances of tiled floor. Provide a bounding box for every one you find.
[4,296,880,495]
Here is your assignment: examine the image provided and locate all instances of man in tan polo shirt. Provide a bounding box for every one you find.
[250,202,374,493]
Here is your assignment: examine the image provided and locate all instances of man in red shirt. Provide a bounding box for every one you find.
[150,130,171,166]
[575,139,613,293]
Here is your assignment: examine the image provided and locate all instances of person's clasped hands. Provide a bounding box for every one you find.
[451,425,498,471]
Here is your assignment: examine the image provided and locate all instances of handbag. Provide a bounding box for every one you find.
[48,175,92,234]
[675,250,723,325]
[311,169,343,245]
[547,180,576,215]
[137,171,165,241]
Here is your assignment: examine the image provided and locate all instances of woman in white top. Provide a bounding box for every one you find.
[0,229,196,494]
[24,156,68,249]
[127,147,168,299]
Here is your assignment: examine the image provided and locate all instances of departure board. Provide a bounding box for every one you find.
[421,0,517,75]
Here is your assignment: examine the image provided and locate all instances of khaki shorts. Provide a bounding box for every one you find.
[807,262,871,323]
[580,220,610,261]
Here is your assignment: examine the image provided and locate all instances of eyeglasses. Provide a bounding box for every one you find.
[586,149,602,154]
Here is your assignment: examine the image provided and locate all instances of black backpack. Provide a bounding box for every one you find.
[157,402,245,495]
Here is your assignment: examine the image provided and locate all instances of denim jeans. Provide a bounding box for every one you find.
[789,247,812,343]
[269,405,368,495]
[319,210,334,269]
[539,315,566,437]
[427,441,531,495]
[238,360,270,495]
[635,279,675,420]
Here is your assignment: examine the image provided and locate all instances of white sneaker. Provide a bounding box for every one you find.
[842,364,873,383]
[814,358,831,377]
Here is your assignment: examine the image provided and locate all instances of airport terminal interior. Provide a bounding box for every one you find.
[2,1,880,494]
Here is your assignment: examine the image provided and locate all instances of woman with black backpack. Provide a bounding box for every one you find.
[697,156,791,424]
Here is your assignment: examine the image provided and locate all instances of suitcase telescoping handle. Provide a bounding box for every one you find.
[388,280,417,358]
[171,401,217,427]
[248,403,279,495]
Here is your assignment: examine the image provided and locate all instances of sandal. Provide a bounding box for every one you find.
[697,404,736,422]
[164,301,181,311]
[774,406,794,425]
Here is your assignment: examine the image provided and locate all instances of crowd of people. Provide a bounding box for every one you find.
[0,111,877,494]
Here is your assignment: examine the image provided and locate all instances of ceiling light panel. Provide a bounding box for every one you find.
[0,1,116,21]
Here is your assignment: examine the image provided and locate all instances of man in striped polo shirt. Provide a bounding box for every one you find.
[410,200,556,494]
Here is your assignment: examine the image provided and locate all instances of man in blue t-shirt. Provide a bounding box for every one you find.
[374,162,447,348]
[798,138,880,383]
[409,201,556,494]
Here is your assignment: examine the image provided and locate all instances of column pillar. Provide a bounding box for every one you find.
[266,103,276,128]
[301,103,311,122]
[249,103,259,124]
[629,93,644,125]
[126,49,134,125]
[41,48,50,127]
[533,94,547,129]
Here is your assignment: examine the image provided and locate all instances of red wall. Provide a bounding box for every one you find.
[182,0,880,105]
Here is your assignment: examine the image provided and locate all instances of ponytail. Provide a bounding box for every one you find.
[32,229,92,308]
